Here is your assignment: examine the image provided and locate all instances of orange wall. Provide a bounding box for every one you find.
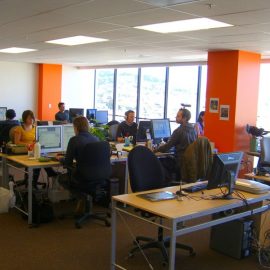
[204,50,260,152]
[38,64,62,120]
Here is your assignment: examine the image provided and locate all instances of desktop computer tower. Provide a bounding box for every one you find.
[210,219,253,259]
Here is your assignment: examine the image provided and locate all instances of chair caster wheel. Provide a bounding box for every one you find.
[75,222,81,229]
[107,212,111,218]
[162,261,168,267]
[133,240,138,245]
[105,221,111,227]
[128,253,134,258]
[190,251,196,257]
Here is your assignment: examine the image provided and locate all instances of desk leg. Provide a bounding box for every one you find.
[124,160,129,194]
[28,168,33,226]
[1,156,9,188]
[169,220,177,270]
[111,200,117,270]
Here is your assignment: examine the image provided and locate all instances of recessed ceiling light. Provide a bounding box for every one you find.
[46,35,108,46]
[134,18,233,33]
[0,47,37,53]
[173,54,207,61]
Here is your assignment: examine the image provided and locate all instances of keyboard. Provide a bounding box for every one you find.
[182,183,208,193]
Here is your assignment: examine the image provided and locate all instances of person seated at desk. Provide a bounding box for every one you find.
[14,110,57,188]
[55,102,69,123]
[57,116,99,189]
[155,108,197,180]
[116,110,138,143]
[0,109,20,145]
[194,111,205,136]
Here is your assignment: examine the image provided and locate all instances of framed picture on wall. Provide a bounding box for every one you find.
[209,98,219,113]
[220,105,230,120]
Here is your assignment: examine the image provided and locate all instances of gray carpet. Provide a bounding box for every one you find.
[0,203,263,270]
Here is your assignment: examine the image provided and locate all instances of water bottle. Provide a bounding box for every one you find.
[34,141,41,159]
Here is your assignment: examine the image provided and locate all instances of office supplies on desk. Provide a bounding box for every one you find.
[182,182,208,193]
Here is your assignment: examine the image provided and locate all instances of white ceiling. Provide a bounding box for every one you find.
[1,0,270,66]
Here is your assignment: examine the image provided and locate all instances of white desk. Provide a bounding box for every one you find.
[111,185,270,270]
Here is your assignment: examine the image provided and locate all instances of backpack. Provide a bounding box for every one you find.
[21,191,54,226]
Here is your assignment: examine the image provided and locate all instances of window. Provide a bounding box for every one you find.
[139,67,166,119]
[167,66,199,123]
[115,68,138,122]
[257,64,270,130]
[95,69,114,120]
[199,65,207,113]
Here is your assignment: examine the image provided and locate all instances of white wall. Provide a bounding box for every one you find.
[0,61,37,119]
[61,66,95,114]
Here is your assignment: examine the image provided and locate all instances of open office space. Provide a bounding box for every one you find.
[1,1,270,270]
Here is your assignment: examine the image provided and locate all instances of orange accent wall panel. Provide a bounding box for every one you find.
[38,64,62,120]
[204,51,260,153]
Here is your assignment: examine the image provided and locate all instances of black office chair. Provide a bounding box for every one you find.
[74,141,112,228]
[128,146,195,263]
[258,137,270,174]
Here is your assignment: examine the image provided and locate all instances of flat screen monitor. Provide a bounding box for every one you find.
[96,110,108,124]
[36,126,62,154]
[86,109,97,121]
[207,152,243,198]
[62,125,75,152]
[136,121,151,142]
[69,108,84,122]
[0,107,7,121]
[151,119,171,141]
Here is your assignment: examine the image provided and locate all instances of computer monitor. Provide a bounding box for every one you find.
[86,109,97,121]
[96,110,108,124]
[151,119,171,143]
[136,121,151,142]
[36,126,62,154]
[36,121,49,126]
[69,108,84,122]
[62,125,75,152]
[0,107,7,121]
[207,152,243,198]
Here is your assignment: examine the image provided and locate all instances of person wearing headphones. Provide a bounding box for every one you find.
[116,110,138,143]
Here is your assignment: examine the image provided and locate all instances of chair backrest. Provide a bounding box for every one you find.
[181,137,213,182]
[9,126,18,143]
[77,141,112,183]
[108,124,119,141]
[261,137,270,164]
[107,120,119,126]
[128,146,165,192]
[0,123,19,144]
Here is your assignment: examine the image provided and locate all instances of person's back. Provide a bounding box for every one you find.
[0,109,20,144]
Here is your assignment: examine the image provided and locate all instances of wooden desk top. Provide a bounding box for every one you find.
[245,173,270,182]
[113,185,270,221]
[5,155,60,168]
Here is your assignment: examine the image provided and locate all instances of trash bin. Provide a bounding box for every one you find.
[0,187,10,213]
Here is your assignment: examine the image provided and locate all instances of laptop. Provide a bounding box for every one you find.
[137,191,176,202]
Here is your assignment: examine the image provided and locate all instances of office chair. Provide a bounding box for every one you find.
[108,124,119,141]
[74,141,112,228]
[107,120,119,126]
[258,137,270,174]
[181,137,213,183]
[128,146,195,263]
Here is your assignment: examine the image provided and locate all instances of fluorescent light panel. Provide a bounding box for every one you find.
[108,59,140,63]
[0,47,37,53]
[46,35,108,46]
[134,18,233,33]
[173,54,207,60]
